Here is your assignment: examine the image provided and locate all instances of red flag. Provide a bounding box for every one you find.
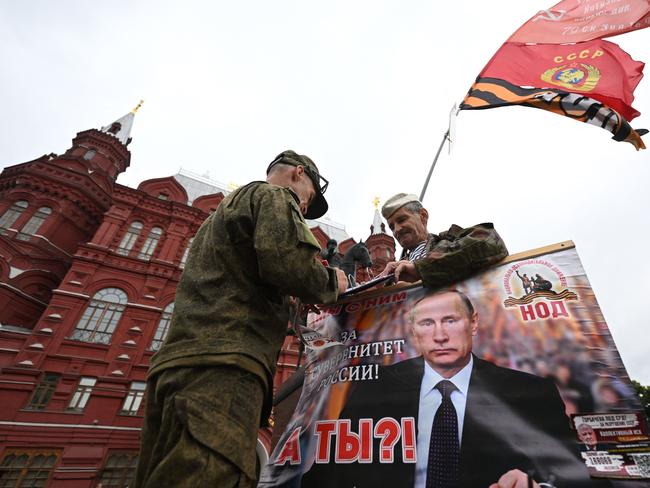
[460,1,648,149]
[477,40,644,121]
[508,0,650,44]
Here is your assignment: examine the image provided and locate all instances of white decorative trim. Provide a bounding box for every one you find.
[38,328,53,334]
[51,290,165,312]
[0,326,31,335]
[0,420,141,431]
[28,343,44,350]
[52,289,90,299]
[126,302,163,312]
[31,234,72,257]
[0,282,48,306]
[17,360,34,366]
[9,266,26,278]
[0,380,35,386]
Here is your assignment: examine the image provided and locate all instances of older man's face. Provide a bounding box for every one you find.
[387,206,428,251]
[410,292,478,378]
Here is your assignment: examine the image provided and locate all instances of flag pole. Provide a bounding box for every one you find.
[419,128,450,201]
[397,128,451,260]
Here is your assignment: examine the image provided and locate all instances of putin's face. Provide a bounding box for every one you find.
[410,291,478,378]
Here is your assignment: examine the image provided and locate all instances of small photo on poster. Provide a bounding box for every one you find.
[573,413,650,479]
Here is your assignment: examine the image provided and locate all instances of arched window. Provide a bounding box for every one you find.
[116,221,143,256]
[0,200,28,234]
[83,149,96,161]
[179,238,194,269]
[0,450,60,487]
[138,227,163,260]
[150,303,174,351]
[70,288,127,344]
[17,206,52,240]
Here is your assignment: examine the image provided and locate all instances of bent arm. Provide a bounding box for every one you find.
[254,189,340,304]
[414,223,508,288]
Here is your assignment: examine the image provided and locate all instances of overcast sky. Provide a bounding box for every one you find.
[1,1,648,383]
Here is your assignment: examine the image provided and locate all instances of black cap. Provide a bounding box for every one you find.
[266,150,329,219]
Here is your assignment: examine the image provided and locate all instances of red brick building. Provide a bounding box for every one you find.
[0,109,394,487]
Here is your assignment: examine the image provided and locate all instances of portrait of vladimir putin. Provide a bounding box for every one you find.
[303,290,601,488]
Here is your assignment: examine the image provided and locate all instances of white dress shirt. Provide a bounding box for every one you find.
[413,355,473,488]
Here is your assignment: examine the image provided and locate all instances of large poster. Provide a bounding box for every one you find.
[259,243,649,487]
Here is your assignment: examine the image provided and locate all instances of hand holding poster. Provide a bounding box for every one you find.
[260,242,649,487]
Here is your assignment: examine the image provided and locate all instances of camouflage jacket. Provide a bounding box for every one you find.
[150,181,340,391]
[413,223,508,288]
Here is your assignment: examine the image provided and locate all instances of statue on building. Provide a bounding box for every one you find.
[320,239,342,268]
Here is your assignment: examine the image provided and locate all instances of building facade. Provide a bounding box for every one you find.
[0,110,394,487]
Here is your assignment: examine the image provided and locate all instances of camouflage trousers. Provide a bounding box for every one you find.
[133,366,264,488]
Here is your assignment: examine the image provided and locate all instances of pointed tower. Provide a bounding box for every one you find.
[0,104,141,328]
[100,107,137,146]
[55,101,142,185]
[370,200,386,235]
[358,197,396,281]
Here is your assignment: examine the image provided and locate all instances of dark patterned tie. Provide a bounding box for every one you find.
[425,379,459,488]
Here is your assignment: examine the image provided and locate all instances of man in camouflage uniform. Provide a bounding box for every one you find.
[379,193,508,287]
[133,151,348,488]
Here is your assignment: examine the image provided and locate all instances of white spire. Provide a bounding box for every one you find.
[371,208,384,234]
[370,197,386,235]
[100,100,142,145]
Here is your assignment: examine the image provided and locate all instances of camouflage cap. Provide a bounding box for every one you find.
[267,150,329,219]
[381,193,421,219]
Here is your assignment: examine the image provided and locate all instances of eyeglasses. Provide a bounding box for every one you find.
[303,165,329,195]
[267,157,329,195]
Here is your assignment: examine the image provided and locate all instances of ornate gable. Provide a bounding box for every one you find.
[137,176,188,204]
[192,193,225,213]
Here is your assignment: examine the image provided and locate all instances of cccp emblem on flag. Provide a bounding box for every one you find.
[541,63,601,92]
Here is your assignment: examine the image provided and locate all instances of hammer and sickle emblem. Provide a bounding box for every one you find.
[532,9,566,22]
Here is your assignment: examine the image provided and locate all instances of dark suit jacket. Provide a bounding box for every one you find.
[302,355,606,487]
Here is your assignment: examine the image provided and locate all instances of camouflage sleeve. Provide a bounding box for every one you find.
[413,223,508,289]
[253,187,339,304]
